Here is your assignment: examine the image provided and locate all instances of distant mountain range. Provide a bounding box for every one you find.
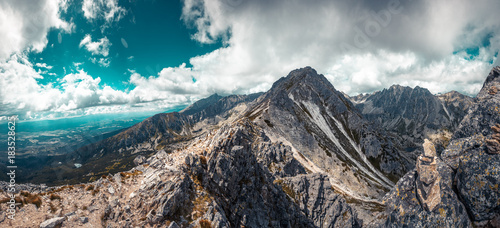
[349,84,473,157]
[3,66,500,227]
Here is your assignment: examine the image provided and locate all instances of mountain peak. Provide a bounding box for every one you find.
[180,93,223,115]
[477,66,500,98]
[282,66,321,84]
[270,66,332,93]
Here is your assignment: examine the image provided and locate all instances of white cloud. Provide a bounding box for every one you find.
[324,49,492,96]
[79,34,111,57]
[35,63,53,69]
[82,0,126,31]
[129,63,201,102]
[89,57,111,67]
[176,0,500,96]
[0,0,73,60]
[0,55,199,120]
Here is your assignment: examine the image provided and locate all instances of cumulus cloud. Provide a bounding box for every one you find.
[79,34,111,57]
[35,63,53,69]
[178,0,500,96]
[0,55,199,120]
[3,0,500,120]
[0,55,126,115]
[89,57,111,67]
[0,0,73,60]
[129,64,202,101]
[82,0,127,31]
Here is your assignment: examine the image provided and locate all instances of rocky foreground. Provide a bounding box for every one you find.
[1,66,500,227]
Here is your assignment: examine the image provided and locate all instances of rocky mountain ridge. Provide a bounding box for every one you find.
[22,92,262,186]
[350,84,473,158]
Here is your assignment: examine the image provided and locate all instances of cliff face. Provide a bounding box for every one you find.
[382,66,500,227]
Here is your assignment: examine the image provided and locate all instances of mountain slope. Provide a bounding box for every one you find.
[181,93,262,121]
[22,93,262,186]
[245,67,413,202]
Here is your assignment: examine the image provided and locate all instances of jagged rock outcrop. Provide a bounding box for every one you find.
[256,142,309,178]
[439,66,500,226]
[452,66,500,139]
[381,140,471,227]
[351,85,472,157]
[183,120,360,227]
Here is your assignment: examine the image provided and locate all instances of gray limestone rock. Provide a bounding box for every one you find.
[453,67,500,140]
[456,146,500,222]
[278,173,361,228]
[381,159,471,227]
[39,217,64,228]
[247,67,411,201]
[182,120,359,227]
[79,217,88,224]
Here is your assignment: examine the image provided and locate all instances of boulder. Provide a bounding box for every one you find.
[133,155,146,165]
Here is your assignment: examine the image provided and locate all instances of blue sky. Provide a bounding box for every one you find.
[28,0,220,91]
[1,0,500,121]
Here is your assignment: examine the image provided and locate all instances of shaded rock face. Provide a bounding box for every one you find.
[143,174,193,224]
[181,93,263,122]
[440,134,486,171]
[382,156,471,227]
[456,147,500,222]
[352,85,472,157]
[278,173,359,228]
[255,142,309,178]
[183,120,360,227]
